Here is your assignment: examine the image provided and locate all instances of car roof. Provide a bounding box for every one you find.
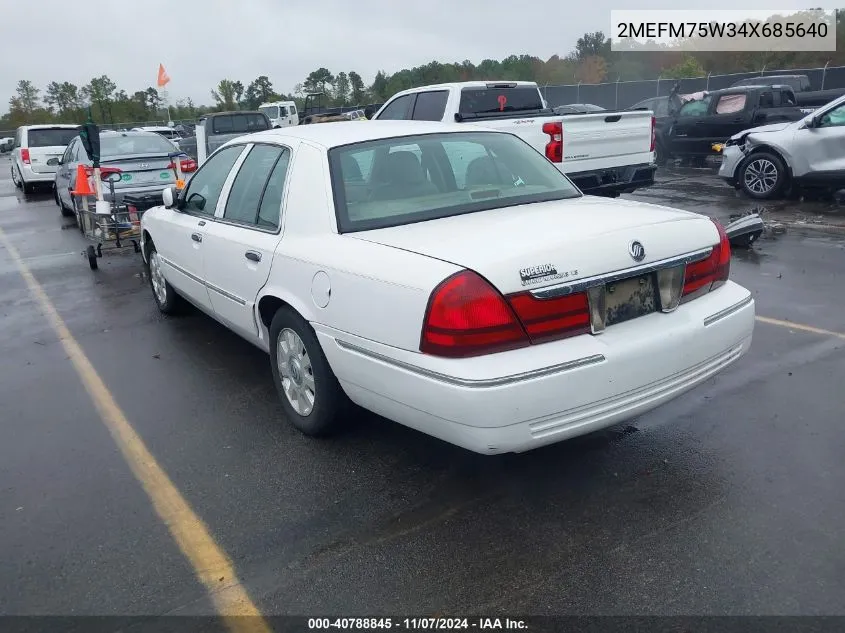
[227,120,496,149]
[19,124,80,130]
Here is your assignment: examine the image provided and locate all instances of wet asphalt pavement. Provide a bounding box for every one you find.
[1,153,845,618]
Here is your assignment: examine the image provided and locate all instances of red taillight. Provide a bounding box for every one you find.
[420,270,528,358]
[170,158,197,173]
[650,115,656,152]
[507,291,591,343]
[542,121,563,163]
[682,219,731,301]
[21,148,31,164]
[420,270,594,357]
[99,166,122,177]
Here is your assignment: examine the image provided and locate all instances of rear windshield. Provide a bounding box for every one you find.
[27,128,79,148]
[328,131,581,233]
[100,133,177,157]
[212,114,270,134]
[459,86,544,115]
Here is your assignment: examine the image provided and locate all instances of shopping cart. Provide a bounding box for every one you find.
[75,170,161,270]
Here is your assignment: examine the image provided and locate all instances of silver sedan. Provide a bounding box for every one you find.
[52,130,196,217]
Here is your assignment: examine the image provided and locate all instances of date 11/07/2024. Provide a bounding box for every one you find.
[308,618,528,630]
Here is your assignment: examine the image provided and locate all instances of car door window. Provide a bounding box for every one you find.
[376,94,414,120]
[61,140,75,164]
[412,91,448,121]
[678,96,712,117]
[818,103,845,128]
[182,145,244,215]
[223,144,285,226]
[257,150,291,230]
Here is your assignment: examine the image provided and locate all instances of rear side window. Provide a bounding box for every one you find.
[715,94,746,114]
[412,91,448,121]
[224,144,286,226]
[459,86,543,115]
[27,128,79,148]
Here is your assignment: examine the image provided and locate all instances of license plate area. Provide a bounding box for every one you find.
[604,273,658,327]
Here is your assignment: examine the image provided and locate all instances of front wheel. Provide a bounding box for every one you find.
[145,242,184,314]
[739,152,787,200]
[269,306,349,437]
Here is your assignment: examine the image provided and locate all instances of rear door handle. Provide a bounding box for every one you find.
[191,233,202,243]
[198,220,206,226]
[245,251,261,262]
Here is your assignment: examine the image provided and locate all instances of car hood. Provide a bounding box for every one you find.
[730,121,795,140]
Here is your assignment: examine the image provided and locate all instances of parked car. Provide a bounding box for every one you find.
[10,124,80,194]
[553,103,606,115]
[52,130,196,218]
[131,126,182,143]
[372,81,657,197]
[343,109,368,121]
[178,111,271,161]
[0,137,14,153]
[258,101,299,128]
[139,121,755,455]
[731,74,845,109]
[718,93,845,199]
[660,85,808,164]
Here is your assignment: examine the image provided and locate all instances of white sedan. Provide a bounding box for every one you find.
[140,121,755,454]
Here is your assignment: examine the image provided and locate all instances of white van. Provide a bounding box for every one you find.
[10,124,80,194]
[258,101,299,128]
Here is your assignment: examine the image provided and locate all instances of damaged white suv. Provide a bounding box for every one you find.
[718,93,845,200]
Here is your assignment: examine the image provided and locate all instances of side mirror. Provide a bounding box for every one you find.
[47,157,61,166]
[162,187,177,209]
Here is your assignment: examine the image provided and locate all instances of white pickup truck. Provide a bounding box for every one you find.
[372,81,656,197]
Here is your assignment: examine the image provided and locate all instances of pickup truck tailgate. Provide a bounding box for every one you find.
[560,111,653,172]
[467,110,653,173]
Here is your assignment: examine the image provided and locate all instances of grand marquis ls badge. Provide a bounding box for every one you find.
[629,240,646,262]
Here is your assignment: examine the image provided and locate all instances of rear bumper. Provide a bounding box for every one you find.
[316,281,755,454]
[104,184,170,206]
[19,163,57,184]
[566,163,657,197]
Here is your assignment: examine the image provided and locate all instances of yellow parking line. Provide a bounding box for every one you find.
[756,316,845,341]
[0,229,270,632]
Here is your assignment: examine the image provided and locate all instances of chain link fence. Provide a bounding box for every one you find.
[541,65,845,110]
[4,65,844,138]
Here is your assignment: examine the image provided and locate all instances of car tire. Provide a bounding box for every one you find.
[12,166,22,189]
[269,306,349,437]
[55,188,74,217]
[145,241,184,315]
[739,151,787,200]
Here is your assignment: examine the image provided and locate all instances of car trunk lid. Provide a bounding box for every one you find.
[100,154,178,189]
[350,196,720,295]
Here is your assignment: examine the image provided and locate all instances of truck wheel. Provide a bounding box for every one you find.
[739,152,787,200]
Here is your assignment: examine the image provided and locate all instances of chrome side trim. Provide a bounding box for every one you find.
[334,338,605,388]
[207,283,247,306]
[703,294,753,327]
[160,256,204,285]
[531,248,713,299]
[160,256,247,305]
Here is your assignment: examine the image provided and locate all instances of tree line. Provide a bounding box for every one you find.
[4,10,844,129]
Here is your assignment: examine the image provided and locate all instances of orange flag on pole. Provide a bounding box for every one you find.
[157,64,171,88]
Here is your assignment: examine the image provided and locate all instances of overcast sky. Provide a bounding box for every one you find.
[1,0,831,109]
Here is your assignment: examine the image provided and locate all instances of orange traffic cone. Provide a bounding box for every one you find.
[71,165,94,196]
